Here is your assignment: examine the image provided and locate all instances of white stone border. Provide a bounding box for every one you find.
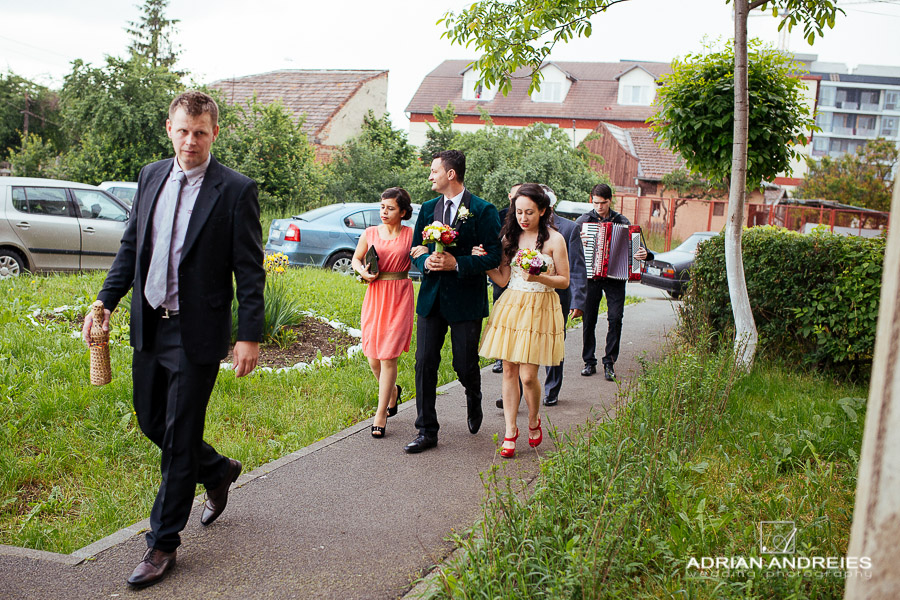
[28,304,92,339]
[219,309,362,375]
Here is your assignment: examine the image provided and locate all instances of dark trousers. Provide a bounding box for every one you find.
[543,298,570,401]
[582,278,626,367]
[414,311,483,436]
[132,316,229,552]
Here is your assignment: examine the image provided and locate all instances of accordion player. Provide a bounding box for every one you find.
[580,222,645,281]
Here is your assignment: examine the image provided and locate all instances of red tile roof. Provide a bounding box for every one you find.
[627,128,683,181]
[405,60,671,122]
[210,69,388,143]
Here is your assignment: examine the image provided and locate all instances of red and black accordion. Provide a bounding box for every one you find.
[580,222,643,281]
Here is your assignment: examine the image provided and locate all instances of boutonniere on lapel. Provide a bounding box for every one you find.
[456,205,471,223]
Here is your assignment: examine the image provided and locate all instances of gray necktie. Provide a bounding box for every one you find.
[443,199,453,225]
[145,171,187,309]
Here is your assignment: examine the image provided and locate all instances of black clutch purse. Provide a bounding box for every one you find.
[364,244,379,276]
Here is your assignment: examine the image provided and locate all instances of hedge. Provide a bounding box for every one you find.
[683,225,886,374]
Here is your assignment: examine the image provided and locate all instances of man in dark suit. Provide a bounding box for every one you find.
[81,91,265,588]
[404,150,501,454]
[576,183,651,381]
[539,185,587,406]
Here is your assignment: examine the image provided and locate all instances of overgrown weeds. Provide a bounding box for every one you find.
[430,334,865,599]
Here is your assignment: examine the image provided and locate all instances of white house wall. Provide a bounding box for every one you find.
[318,75,388,146]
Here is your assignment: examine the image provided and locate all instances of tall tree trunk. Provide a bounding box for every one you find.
[845,174,900,596]
[726,0,758,368]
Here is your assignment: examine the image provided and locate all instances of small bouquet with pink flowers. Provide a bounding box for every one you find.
[514,248,549,275]
[422,221,459,252]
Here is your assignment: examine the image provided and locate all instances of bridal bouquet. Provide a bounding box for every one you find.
[514,248,548,275]
[422,221,459,252]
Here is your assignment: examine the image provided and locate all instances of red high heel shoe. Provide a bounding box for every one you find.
[528,417,543,448]
[500,429,519,458]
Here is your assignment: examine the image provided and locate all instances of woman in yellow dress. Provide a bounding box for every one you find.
[477,183,569,458]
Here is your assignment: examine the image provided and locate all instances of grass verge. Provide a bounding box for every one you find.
[0,268,635,553]
[428,343,866,599]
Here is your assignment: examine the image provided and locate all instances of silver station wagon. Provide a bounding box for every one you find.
[0,177,130,278]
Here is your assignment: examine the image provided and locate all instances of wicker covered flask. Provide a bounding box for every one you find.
[89,300,112,386]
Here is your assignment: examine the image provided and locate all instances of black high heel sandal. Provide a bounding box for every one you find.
[387,385,402,418]
[371,422,386,438]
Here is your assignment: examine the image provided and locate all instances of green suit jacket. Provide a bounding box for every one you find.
[411,190,502,322]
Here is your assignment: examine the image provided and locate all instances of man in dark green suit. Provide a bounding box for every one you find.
[404,150,502,453]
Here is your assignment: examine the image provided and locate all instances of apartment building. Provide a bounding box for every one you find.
[795,55,900,159]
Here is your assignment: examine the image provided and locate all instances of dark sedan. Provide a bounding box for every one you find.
[265,202,421,276]
[641,231,719,298]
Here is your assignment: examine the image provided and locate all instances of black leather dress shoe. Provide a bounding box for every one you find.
[491,360,503,373]
[604,364,616,381]
[127,548,176,588]
[404,434,438,454]
[581,364,597,376]
[200,458,242,526]
[543,396,558,407]
[467,405,483,434]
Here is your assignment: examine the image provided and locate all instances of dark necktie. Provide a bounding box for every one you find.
[145,171,187,309]
[443,199,453,225]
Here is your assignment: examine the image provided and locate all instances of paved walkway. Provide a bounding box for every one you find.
[0,284,678,600]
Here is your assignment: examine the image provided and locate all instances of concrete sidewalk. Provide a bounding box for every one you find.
[0,286,678,600]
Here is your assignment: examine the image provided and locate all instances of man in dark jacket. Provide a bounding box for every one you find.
[405,150,502,454]
[575,183,651,381]
[81,91,265,588]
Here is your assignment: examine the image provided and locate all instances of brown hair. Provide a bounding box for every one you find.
[501,183,553,259]
[169,91,219,125]
[381,187,413,220]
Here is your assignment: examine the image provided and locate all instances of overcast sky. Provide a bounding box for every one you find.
[3,0,900,130]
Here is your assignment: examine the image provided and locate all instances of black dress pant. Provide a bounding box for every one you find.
[543,297,570,401]
[582,278,626,367]
[414,309,483,436]
[132,315,229,552]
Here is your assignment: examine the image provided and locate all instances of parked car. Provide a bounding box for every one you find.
[0,177,130,278]
[265,202,422,277]
[641,231,719,299]
[98,181,138,206]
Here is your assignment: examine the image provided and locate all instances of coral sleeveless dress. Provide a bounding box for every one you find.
[360,226,415,360]
[479,251,565,366]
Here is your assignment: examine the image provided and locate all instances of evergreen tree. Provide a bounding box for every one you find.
[126,0,181,70]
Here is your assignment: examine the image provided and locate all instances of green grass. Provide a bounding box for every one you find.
[0,268,633,553]
[644,230,683,254]
[428,343,866,599]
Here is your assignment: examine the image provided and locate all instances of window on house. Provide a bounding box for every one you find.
[462,70,497,102]
[815,112,833,131]
[622,84,651,105]
[882,117,898,137]
[835,89,860,110]
[812,137,829,156]
[531,81,563,103]
[819,86,835,107]
[860,90,880,110]
[712,202,725,217]
[858,115,877,134]
[650,200,662,217]
[885,91,899,111]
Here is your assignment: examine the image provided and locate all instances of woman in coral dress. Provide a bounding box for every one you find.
[351,187,415,438]
[478,183,569,458]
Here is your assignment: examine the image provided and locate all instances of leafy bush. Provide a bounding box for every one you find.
[684,226,885,374]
